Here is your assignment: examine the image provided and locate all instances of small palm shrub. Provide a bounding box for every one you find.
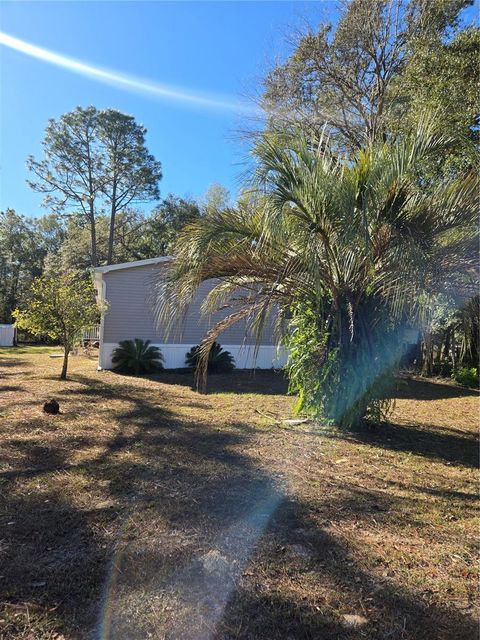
[111,339,164,375]
[185,342,235,373]
[452,367,478,388]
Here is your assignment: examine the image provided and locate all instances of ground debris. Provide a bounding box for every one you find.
[342,613,369,628]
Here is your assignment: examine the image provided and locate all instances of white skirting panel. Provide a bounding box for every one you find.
[99,342,288,370]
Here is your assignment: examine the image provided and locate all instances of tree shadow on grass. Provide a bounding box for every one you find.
[0,490,108,637]
[218,494,477,640]
[0,377,280,638]
[0,373,477,640]
[0,357,28,367]
[148,368,290,396]
[344,420,478,469]
[0,384,23,393]
[396,376,479,400]
[383,479,479,504]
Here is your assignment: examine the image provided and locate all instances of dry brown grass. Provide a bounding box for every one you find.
[0,346,478,639]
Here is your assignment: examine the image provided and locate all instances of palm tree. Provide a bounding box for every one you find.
[159,121,478,429]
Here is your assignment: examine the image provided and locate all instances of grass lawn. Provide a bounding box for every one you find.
[0,346,478,639]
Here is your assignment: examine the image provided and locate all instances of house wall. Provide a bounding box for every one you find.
[98,262,286,370]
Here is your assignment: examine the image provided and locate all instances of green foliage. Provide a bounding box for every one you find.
[58,214,118,272]
[57,195,201,272]
[452,367,479,388]
[12,271,98,342]
[420,294,479,377]
[12,270,99,379]
[284,302,399,430]
[149,195,201,256]
[0,209,64,323]
[111,339,164,375]
[27,106,100,265]
[28,106,162,266]
[162,121,478,429]
[258,0,478,399]
[389,26,480,178]
[185,342,235,374]
[262,0,475,162]
[1,198,200,321]
[96,108,163,264]
[283,303,328,415]
[59,211,147,271]
[204,183,230,212]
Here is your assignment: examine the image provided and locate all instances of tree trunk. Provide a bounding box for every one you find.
[442,326,451,375]
[422,331,434,376]
[451,330,457,372]
[435,336,443,373]
[60,347,69,380]
[90,212,98,268]
[107,179,117,265]
[86,122,98,268]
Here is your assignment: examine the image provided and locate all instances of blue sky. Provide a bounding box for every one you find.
[1,1,477,218]
[0,1,334,217]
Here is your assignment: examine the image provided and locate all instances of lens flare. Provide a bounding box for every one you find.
[94,488,282,639]
[0,31,260,115]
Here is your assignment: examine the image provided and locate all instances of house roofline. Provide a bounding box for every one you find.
[94,256,173,274]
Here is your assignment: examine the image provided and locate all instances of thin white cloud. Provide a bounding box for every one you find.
[0,31,260,115]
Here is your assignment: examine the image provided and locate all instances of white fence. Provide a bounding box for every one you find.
[82,325,100,342]
[0,324,15,347]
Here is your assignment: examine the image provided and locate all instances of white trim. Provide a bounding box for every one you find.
[96,274,108,369]
[94,256,172,274]
[98,342,287,371]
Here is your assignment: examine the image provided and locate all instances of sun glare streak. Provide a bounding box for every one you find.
[0,31,260,115]
[96,488,282,639]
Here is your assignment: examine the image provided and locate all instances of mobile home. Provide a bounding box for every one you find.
[94,257,286,370]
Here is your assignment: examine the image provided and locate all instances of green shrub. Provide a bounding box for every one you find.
[284,300,400,429]
[111,339,164,375]
[452,367,478,388]
[185,342,235,373]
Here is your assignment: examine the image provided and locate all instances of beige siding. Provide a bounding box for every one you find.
[102,263,276,346]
